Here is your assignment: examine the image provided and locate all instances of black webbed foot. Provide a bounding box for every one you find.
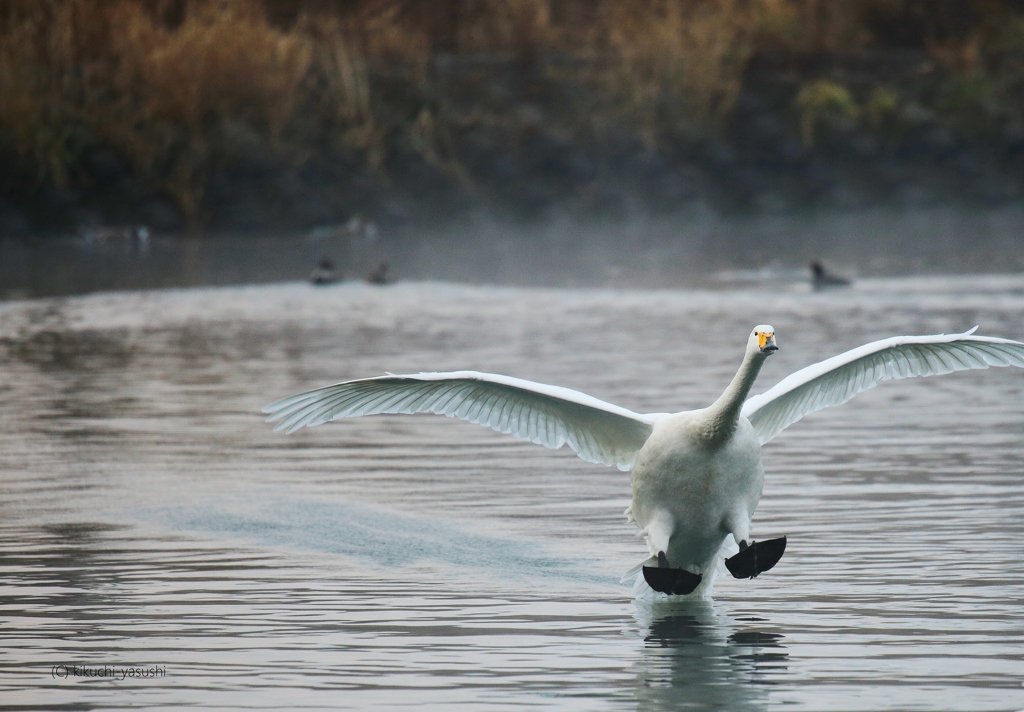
[643,551,703,595]
[725,536,787,579]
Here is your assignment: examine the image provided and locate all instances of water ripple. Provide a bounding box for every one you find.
[1,277,1023,710]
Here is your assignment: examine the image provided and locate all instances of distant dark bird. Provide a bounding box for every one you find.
[310,258,339,286]
[810,261,850,290]
[366,262,393,285]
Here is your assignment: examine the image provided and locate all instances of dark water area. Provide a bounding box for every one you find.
[3,206,1024,298]
[1,278,1023,710]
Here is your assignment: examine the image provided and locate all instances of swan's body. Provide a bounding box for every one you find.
[630,411,764,582]
[626,328,775,587]
[264,325,1024,595]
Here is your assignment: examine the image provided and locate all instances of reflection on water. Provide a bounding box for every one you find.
[1,277,1024,710]
[633,600,787,712]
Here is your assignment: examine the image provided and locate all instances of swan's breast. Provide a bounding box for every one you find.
[630,412,764,519]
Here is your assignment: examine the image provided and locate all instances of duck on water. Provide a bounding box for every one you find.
[264,325,1024,596]
[810,260,851,290]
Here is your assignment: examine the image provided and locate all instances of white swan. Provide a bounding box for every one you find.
[263,325,1024,595]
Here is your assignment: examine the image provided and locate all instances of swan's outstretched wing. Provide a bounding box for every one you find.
[742,328,1024,445]
[263,371,657,470]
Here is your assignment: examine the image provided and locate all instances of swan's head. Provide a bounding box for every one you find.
[748,325,778,357]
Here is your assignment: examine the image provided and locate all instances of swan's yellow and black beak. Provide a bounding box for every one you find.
[758,332,778,353]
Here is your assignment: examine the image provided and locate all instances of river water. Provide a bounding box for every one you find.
[1,276,1022,710]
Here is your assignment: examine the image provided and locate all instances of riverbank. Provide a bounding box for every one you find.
[3,1,1024,241]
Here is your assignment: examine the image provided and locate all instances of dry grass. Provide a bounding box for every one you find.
[587,0,758,143]
[116,1,313,141]
[1,0,1022,230]
[0,0,371,228]
[107,0,317,222]
[0,1,92,187]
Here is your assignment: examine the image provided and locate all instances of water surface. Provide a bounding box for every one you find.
[1,276,1023,710]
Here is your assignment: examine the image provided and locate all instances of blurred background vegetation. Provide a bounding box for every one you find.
[3,0,1024,243]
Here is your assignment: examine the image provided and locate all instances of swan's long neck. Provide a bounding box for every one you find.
[703,350,765,444]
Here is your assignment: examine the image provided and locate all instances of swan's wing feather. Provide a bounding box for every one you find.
[264,370,656,470]
[741,329,1024,445]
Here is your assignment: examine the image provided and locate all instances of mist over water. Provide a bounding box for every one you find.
[4,206,1024,297]
[1,277,1023,710]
